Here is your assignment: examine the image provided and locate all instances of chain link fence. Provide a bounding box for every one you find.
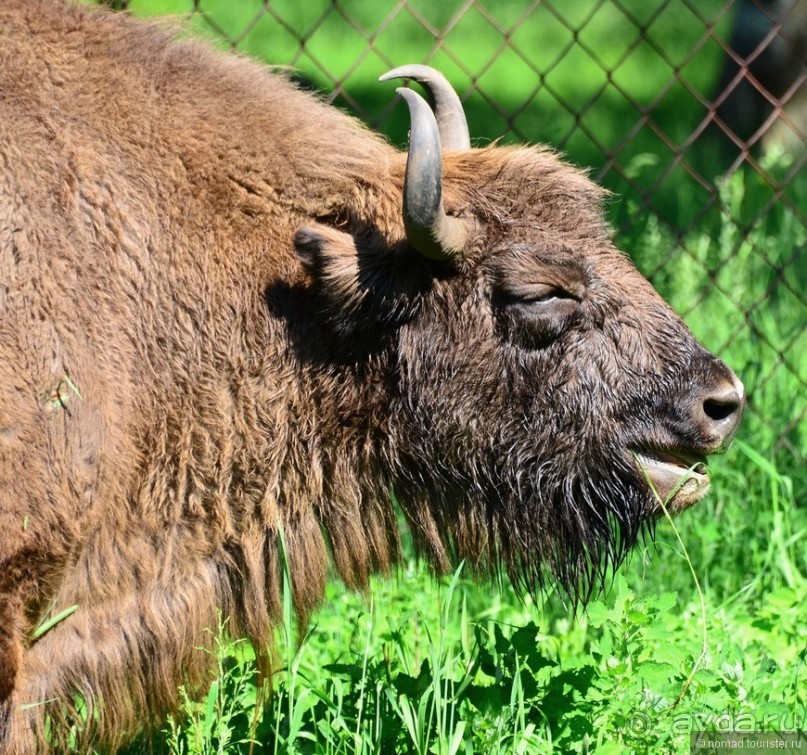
[101,0,806,464]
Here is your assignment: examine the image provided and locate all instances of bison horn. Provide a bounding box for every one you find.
[379,65,471,151]
[393,87,471,261]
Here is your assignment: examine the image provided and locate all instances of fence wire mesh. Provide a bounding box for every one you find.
[102,0,805,463]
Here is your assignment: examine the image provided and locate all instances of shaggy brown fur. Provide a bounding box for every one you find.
[0,1,743,751]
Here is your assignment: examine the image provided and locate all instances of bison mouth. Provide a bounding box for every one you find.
[633,449,710,514]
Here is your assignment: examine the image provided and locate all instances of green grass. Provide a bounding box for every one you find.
[88,1,807,752]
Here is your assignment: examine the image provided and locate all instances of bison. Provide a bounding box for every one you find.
[0,0,744,751]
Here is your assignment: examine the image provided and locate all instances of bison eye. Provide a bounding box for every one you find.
[509,283,578,304]
[494,284,582,350]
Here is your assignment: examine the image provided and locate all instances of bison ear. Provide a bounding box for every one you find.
[294,225,356,273]
[294,223,429,336]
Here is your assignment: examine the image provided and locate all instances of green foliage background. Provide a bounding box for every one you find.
[81,1,805,752]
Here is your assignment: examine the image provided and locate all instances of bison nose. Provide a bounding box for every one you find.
[698,371,745,450]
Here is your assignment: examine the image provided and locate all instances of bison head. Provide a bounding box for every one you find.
[294,66,744,600]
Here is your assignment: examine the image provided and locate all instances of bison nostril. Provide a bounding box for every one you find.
[703,396,740,422]
[699,376,744,446]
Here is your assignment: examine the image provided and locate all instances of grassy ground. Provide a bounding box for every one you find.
[86,1,805,752]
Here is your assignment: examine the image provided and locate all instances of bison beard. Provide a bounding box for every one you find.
[395,450,646,599]
[0,1,744,752]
